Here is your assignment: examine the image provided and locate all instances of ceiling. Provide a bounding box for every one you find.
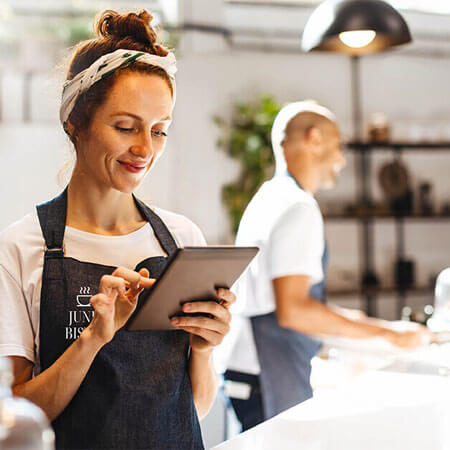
[225,0,450,15]
[2,0,450,23]
[0,1,169,22]
[1,0,450,58]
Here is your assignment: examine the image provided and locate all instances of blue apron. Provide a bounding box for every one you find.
[250,174,328,420]
[37,188,203,450]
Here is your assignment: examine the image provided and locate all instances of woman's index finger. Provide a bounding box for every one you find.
[112,266,142,290]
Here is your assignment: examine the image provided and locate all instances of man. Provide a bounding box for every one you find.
[219,101,430,431]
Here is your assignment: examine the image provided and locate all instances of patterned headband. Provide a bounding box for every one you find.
[60,48,177,127]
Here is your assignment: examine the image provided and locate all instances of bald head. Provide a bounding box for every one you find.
[271,101,337,175]
[271,102,345,192]
[284,111,338,145]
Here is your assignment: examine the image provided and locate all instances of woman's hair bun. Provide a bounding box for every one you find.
[95,9,158,46]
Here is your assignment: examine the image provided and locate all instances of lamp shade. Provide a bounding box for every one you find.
[301,0,412,54]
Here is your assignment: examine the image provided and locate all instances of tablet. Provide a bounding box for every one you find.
[126,246,259,331]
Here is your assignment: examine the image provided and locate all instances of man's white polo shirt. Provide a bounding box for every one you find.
[215,174,324,375]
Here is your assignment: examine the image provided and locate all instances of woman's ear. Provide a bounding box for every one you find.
[64,120,77,143]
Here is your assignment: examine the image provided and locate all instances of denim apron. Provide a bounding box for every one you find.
[36,188,203,450]
[250,173,328,420]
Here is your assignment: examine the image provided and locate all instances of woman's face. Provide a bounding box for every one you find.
[73,72,173,193]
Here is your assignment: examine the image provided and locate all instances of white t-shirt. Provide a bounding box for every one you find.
[0,205,206,374]
[215,174,324,375]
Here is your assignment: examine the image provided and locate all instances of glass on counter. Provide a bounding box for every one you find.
[428,268,450,332]
[0,357,55,450]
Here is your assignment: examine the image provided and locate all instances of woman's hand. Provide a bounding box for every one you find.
[88,267,155,345]
[170,288,236,353]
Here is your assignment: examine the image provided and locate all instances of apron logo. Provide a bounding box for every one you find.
[76,286,92,307]
[66,286,95,340]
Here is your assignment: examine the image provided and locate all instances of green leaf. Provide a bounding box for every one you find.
[214,94,280,236]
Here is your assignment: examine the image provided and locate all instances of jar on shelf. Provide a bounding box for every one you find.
[367,113,390,143]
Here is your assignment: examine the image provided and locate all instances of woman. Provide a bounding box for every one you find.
[0,9,234,450]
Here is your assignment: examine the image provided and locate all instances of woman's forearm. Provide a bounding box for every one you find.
[189,348,218,420]
[12,328,104,421]
[12,268,151,422]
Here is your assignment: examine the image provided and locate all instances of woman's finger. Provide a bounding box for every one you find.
[109,267,155,302]
[182,301,231,324]
[139,268,150,279]
[176,326,223,346]
[216,288,236,309]
[90,293,114,314]
[121,269,155,305]
[137,268,155,290]
[112,267,142,291]
[128,268,155,297]
[112,267,155,291]
[171,315,230,335]
[99,275,127,297]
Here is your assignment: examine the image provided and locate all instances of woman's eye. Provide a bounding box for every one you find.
[115,126,134,133]
[152,130,168,138]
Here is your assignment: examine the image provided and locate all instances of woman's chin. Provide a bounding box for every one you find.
[112,178,143,194]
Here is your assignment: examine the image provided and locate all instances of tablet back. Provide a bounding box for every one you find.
[127,246,258,331]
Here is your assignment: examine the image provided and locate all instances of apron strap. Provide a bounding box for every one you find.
[36,187,178,258]
[132,195,179,257]
[309,241,328,303]
[36,187,68,256]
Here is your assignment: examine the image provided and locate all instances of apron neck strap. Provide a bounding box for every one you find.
[36,187,68,253]
[36,187,178,257]
[132,195,178,256]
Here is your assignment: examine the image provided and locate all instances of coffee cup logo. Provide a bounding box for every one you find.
[76,286,92,307]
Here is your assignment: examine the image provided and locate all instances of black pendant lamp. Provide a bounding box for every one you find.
[301,0,412,55]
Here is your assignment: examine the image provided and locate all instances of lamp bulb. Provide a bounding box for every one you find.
[339,30,376,48]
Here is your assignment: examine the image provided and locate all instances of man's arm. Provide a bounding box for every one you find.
[273,274,430,348]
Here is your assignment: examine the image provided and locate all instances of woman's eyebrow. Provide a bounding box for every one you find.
[111,111,172,121]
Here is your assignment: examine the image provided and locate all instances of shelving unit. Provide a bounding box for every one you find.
[326,213,450,220]
[328,285,433,299]
[347,142,450,151]
[330,140,450,318]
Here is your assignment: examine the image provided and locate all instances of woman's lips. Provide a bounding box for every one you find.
[118,161,146,173]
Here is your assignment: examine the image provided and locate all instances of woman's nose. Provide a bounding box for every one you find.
[130,130,153,159]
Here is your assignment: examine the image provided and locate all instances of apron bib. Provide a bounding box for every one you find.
[251,172,328,420]
[36,188,203,450]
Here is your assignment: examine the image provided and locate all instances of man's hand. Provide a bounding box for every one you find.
[384,325,434,349]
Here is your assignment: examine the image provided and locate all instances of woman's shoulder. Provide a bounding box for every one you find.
[151,206,207,247]
[0,211,43,250]
[0,211,44,279]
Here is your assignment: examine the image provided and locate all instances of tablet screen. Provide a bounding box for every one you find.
[127,246,258,331]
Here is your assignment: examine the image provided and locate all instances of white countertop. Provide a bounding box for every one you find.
[215,343,450,450]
